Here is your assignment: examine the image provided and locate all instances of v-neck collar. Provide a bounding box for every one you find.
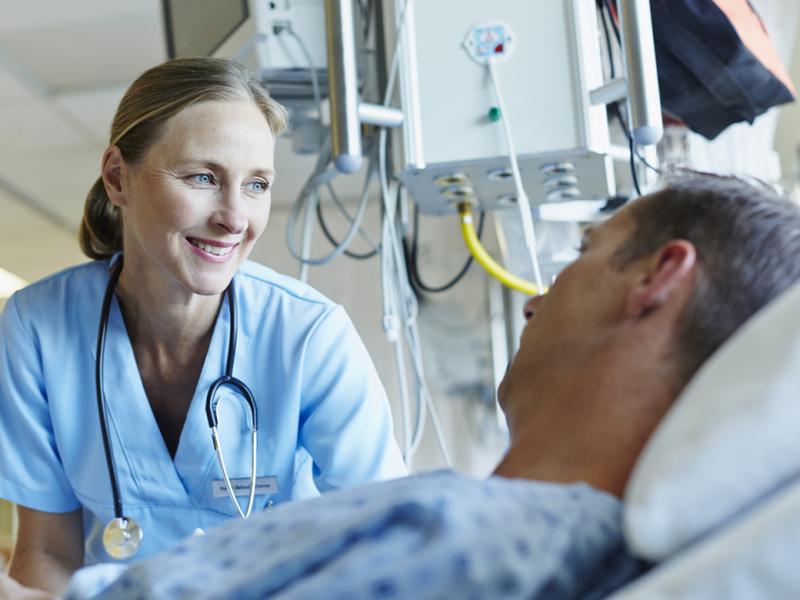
[100,284,233,508]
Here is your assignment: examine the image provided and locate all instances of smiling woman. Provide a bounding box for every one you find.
[0,57,405,595]
[102,99,276,297]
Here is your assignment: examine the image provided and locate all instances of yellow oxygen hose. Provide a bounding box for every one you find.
[457,202,546,296]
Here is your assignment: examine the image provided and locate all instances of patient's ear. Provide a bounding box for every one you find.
[627,240,697,317]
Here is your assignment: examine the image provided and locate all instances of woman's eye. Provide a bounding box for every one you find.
[191,173,214,185]
[246,180,270,194]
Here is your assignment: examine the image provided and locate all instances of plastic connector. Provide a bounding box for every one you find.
[382,314,400,342]
[272,20,292,35]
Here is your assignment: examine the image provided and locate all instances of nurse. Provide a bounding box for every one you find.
[0,57,406,594]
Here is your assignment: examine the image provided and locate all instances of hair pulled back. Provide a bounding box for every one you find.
[80,57,288,259]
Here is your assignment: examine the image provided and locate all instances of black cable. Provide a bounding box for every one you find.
[407,203,485,294]
[361,0,373,43]
[315,193,379,260]
[613,103,662,175]
[604,0,621,44]
[629,135,642,197]
[599,1,628,140]
[600,0,661,189]
[601,0,640,196]
[634,144,662,175]
[600,1,616,79]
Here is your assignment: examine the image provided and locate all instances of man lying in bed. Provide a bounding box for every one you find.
[25,171,800,599]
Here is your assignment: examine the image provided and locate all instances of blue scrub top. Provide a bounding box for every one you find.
[0,258,406,565]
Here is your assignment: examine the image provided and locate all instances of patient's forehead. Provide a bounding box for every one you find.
[583,201,638,247]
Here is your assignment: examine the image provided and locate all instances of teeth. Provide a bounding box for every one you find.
[191,239,234,256]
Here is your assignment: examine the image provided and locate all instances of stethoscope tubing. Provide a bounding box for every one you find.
[96,259,259,539]
[212,428,258,519]
[95,260,125,520]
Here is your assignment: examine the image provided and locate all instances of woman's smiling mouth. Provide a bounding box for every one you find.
[187,237,238,259]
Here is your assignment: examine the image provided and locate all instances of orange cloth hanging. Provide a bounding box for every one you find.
[712,0,795,95]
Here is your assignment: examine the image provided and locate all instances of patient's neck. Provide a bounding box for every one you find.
[493,344,679,498]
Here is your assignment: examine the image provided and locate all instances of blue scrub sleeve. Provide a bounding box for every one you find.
[298,306,406,490]
[0,295,81,512]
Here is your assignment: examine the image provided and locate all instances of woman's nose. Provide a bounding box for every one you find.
[215,189,248,234]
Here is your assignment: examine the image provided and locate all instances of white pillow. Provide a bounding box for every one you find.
[612,478,800,599]
[623,281,800,561]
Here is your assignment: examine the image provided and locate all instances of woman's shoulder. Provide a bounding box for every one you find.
[236,260,338,309]
[13,260,106,298]
[7,260,107,320]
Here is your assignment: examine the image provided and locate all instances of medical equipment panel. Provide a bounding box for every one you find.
[165,0,332,104]
[388,0,615,214]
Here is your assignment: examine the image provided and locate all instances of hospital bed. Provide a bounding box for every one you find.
[5,280,800,598]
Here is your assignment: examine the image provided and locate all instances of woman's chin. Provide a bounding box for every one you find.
[190,281,231,297]
[182,271,235,297]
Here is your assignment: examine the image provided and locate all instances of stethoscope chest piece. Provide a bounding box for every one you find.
[103,516,143,559]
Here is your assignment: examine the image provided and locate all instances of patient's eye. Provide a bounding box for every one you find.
[576,229,592,254]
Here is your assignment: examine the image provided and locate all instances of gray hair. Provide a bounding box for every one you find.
[613,170,800,381]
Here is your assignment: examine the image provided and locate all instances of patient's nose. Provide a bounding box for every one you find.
[523,294,545,320]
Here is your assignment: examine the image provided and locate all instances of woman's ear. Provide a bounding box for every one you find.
[627,240,697,318]
[101,146,127,208]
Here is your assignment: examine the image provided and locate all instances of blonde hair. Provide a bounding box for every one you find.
[80,58,288,259]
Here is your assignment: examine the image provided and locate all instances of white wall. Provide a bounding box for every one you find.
[774,6,800,182]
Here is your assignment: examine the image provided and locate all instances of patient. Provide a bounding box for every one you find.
[16,171,800,599]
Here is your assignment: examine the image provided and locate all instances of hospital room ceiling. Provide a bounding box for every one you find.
[0,0,362,286]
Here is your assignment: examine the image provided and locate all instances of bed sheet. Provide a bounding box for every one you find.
[68,471,646,599]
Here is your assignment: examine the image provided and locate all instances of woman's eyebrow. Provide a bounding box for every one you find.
[179,160,274,177]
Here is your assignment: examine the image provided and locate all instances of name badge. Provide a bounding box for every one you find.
[212,476,279,498]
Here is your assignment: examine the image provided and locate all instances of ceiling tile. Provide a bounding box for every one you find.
[0,65,38,106]
[0,100,87,154]
[53,85,126,144]
[1,17,165,91]
[0,143,102,229]
[0,0,159,33]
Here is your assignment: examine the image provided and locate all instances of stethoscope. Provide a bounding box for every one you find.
[95,259,258,559]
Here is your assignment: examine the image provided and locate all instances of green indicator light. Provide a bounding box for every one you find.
[488,106,501,122]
